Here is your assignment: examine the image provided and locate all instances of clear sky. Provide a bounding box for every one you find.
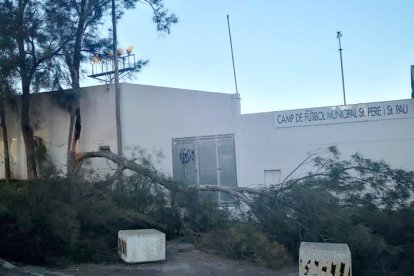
[83,0,414,114]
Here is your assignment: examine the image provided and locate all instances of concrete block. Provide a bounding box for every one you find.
[118,229,166,263]
[299,242,351,276]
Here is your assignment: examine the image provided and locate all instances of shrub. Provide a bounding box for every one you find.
[199,223,290,269]
[0,174,180,264]
[1,147,414,275]
[247,148,414,275]
[0,171,233,265]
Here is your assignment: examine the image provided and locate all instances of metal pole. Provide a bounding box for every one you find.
[112,0,122,157]
[337,31,346,105]
[227,15,239,97]
[411,65,414,98]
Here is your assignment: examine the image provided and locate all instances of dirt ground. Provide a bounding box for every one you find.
[0,240,297,276]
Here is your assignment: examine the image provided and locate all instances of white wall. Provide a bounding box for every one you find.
[239,99,414,188]
[0,93,70,179]
[0,104,27,179]
[0,85,117,179]
[2,84,412,189]
[31,93,71,175]
[120,83,240,178]
[78,85,118,176]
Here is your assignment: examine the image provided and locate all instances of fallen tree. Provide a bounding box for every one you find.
[76,149,261,205]
[76,146,414,213]
[2,146,413,273]
[72,146,414,274]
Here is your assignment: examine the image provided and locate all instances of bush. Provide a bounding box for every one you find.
[0,170,234,265]
[1,148,414,275]
[247,148,414,275]
[0,174,181,264]
[199,223,290,269]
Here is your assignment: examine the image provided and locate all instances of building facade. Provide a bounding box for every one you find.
[1,84,413,191]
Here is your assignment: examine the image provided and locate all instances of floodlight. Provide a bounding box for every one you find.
[126,45,135,55]
[117,48,125,55]
[91,56,101,63]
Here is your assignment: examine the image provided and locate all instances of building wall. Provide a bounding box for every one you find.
[0,93,70,179]
[0,104,27,179]
[238,99,414,188]
[0,85,117,179]
[77,85,118,176]
[119,83,241,179]
[1,84,413,189]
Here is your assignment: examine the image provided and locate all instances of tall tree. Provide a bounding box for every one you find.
[0,0,65,179]
[0,0,177,178]
[46,0,112,174]
[47,0,177,174]
[0,82,12,180]
[0,12,15,180]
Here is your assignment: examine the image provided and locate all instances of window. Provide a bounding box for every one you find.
[264,169,281,186]
[172,134,237,203]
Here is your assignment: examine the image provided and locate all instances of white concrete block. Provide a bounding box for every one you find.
[299,242,351,276]
[118,229,166,263]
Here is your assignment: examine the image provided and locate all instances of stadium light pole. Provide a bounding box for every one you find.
[112,0,122,158]
[337,31,346,105]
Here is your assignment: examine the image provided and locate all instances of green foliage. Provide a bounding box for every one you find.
[45,0,177,89]
[1,148,414,275]
[0,174,174,264]
[0,179,81,264]
[345,208,414,275]
[173,189,231,240]
[0,168,231,265]
[0,0,64,92]
[248,147,414,275]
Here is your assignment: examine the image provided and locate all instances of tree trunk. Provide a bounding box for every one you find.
[21,83,37,179]
[75,149,262,207]
[67,105,78,175]
[0,102,11,180]
[65,59,83,172]
[16,0,36,179]
[64,4,84,175]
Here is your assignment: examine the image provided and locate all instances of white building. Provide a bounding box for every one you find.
[1,83,413,199]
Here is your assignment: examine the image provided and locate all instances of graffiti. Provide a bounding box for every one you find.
[300,258,351,276]
[179,149,195,165]
[118,238,127,256]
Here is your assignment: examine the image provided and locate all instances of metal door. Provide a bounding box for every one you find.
[217,135,237,203]
[172,134,237,203]
[172,138,197,186]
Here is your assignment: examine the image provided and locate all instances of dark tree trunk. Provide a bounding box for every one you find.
[0,102,11,180]
[21,84,37,179]
[16,0,37,179]
[64,2,85,175]
[66,71,81,176]
[67,109,76,175]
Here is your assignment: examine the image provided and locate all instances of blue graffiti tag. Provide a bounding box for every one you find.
[179,149,195,165]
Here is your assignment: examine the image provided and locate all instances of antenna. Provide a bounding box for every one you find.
[337,31,346,105]
[227,15,240,98]
[411,65,414,98]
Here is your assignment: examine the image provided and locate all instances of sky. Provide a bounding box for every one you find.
[83,0,414,114]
